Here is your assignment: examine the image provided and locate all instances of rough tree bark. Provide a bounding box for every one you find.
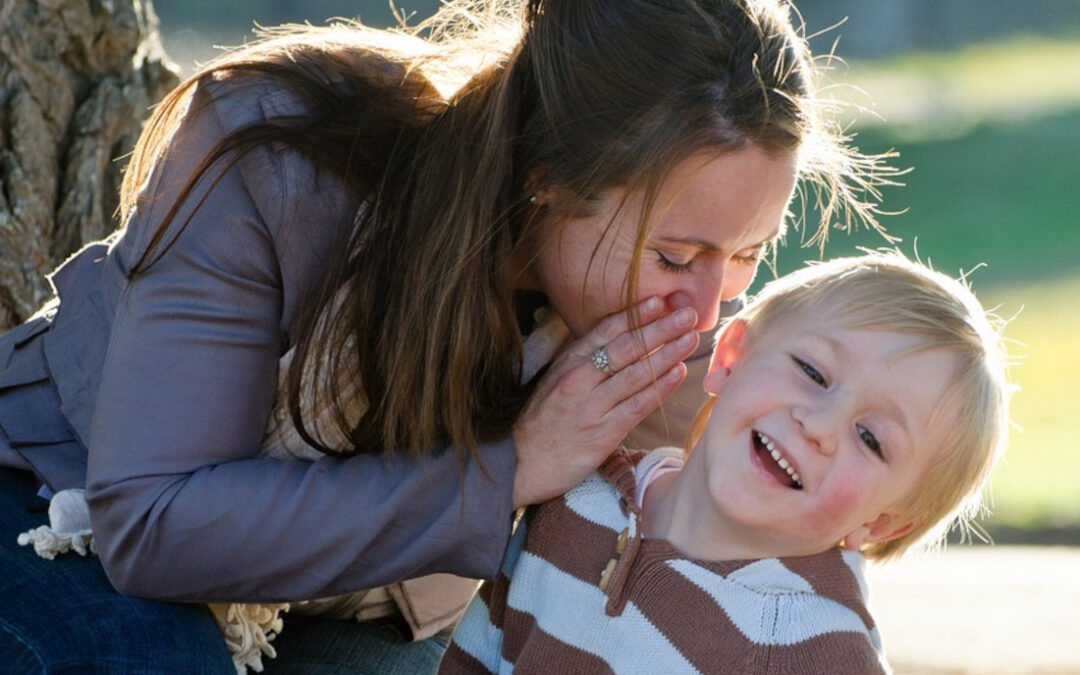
[0,0,179,330]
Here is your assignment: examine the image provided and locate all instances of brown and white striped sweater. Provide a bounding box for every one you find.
[440,447,891,674]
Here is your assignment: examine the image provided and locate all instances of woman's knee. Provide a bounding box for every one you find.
[0,548,232,674]
[0,617,45,675]
[0,592,233,674]
[268,616,449,674]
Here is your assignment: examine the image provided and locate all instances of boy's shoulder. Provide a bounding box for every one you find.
[526,447,674,556]
[618,445,686,464]
[627,445,686,466]
[595,445,685,500]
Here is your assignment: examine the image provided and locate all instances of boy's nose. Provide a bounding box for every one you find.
[792,404,838,456]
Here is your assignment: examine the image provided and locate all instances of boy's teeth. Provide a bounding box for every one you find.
[757,431,802,487]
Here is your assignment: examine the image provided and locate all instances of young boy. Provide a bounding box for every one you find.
[439,252,1011,674]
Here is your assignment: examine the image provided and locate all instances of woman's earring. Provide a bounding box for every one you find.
[529,195,538,204]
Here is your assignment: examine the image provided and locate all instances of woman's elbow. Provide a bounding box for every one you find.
[85,483,173,598]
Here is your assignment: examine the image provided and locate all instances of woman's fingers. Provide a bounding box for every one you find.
[603,328,699,399]
[560,304,698,410]
[563,296,667,364]
[591,306,697,378]
[601,330,698,423]
[511,299,700,508]
[618,360,689,421]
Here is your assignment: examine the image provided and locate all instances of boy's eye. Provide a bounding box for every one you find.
[793,356,827,387]
[656,251,693,274]
[858,425,883,457]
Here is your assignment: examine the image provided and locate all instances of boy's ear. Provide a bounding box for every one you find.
[842,513,916,551]
[703,318,747,395]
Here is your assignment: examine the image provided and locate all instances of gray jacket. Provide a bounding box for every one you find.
[0,76,515,603]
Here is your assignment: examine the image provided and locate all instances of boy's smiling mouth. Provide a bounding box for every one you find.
[753,430,803,490]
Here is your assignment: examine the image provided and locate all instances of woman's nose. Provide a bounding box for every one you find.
[690,262,728,332]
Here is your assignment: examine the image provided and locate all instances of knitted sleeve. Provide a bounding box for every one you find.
[440,513,531,673]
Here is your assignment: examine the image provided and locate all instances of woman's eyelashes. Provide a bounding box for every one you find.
[654,246,764,274]
[656,251,693,274]
[733,246,765,265]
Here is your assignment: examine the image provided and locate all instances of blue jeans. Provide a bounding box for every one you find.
[268,616,448,674]
[0,468,447,674]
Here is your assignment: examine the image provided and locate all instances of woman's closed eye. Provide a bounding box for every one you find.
[656,251,693,274]
[793,356,827,387]
[656,243,765,274]
[733,244,767,266]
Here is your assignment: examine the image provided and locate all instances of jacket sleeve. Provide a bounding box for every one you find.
[84,77,516,603]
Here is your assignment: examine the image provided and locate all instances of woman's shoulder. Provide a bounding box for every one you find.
[186,72,360,235]
[195,73,311,134]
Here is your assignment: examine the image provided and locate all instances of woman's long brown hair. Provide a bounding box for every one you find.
[118,0,897,467]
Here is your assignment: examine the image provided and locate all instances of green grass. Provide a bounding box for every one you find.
[829,35,1080,133]
[981,276,1080,528]
[768,108,1080,288]
[752,37,1080,533]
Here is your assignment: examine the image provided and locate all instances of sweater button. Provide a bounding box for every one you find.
[598,558,617,590]
[616,527,629,554]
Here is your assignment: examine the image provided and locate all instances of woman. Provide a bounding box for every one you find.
[0,0,889,672]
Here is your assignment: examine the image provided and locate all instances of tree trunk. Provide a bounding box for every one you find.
[0,0,179,329]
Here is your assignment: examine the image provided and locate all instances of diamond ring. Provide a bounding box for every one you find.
[591,347,614,376]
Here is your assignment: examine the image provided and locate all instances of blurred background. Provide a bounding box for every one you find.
[154,2,1080,672]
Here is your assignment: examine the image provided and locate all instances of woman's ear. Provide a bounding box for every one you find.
[842,513,916,551]
[703,318,747,395]
[530,187,556,207]
[525,167,554,206]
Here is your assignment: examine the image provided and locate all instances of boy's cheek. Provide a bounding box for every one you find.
[806,479,868,538]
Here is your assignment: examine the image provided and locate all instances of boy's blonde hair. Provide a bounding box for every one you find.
[690,251,1012,561]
